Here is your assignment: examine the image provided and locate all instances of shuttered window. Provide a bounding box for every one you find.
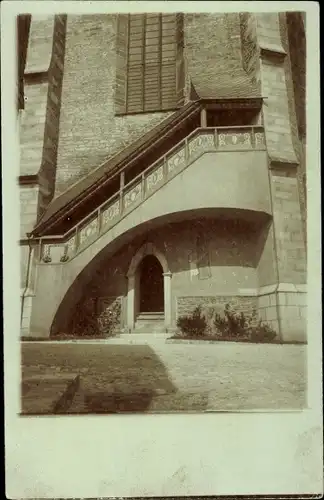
[115,13,184,115]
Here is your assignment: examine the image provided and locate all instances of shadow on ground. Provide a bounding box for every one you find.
[22,343,203,414]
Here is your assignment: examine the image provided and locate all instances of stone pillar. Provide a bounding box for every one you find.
[126,274,135,331]
[254,13,307,342]
[163,271,172,328]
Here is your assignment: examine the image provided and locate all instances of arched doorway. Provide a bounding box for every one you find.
[126,242,172,330]
[139,255,164,313]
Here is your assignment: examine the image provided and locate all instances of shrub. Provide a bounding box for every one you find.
[214,303,252,338]
[177,305,207,337]
[213,303,277,343]
[250,320,277,343]
[98,300,121,337]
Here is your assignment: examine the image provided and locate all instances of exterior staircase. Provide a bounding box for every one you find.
[35,125,266,265]
[134,312,166,333]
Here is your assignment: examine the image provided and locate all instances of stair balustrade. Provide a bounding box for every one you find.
[39,126,266,264]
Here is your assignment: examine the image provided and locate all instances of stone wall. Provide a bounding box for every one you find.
[54,14,173,195]
[270,168,306,285]
[19,14,67,232]
[61,296,123,337]
[177,295,257,321]
[54,12,261,194]
[51,218,263,334]
[184,13,251,98]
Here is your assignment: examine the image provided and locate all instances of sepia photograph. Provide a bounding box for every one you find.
[3,2,322,498]
[17,9,309,416]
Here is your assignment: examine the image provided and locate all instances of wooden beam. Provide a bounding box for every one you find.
[200,107,207,127]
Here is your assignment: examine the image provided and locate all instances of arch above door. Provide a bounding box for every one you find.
[127,242,170,278]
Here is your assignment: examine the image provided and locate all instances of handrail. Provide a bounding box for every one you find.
[37,125,263,243]
[34,125,265,262]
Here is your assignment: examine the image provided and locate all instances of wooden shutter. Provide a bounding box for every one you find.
[115,13,184,115]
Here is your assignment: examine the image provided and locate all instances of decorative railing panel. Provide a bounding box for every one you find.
[145,162,164,194]
[39,126,266,263]
[123,180,143,210]
[188,132,215,160]
[79,217,99,248]
[101,198,120,228]
[217,129,252,149]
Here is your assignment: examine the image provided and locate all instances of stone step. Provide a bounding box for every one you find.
[136,312,165,321]
[134,322,166,333]
[118,333,170,343]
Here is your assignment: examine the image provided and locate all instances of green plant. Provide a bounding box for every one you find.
[213,303,276,343]
[214,303,249,337]
[250,321,277,343]
[177,305,207,337]
[98,300,121,337]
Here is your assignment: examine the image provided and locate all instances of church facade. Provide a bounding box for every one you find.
[18,11,307,342]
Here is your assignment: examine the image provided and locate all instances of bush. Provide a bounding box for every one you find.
[213,303,277,343]
[177,305,207,337]
[250,321,277,343]
[97,300,121,337]
[214,303,254,338]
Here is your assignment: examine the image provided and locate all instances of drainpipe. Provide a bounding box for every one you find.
[20,237,33,329]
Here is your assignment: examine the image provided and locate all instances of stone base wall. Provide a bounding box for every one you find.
[20,293,34,336]
[177,287,307,342]
[258,285,306,342]
[176,295,258,321]
[52,295,123,337]
[258,292,279,335]
[277,287,307,342]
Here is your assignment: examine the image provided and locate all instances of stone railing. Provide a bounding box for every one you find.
[39,126,265,264]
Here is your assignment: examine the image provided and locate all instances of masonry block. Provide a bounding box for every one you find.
[258,294,270,308]
[265,306,277,321]
[279,304,306,342]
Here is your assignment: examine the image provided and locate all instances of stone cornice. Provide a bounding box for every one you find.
[259,44,287,62]
[19,174,39,185]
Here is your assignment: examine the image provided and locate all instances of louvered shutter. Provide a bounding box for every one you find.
[115,13,184,115]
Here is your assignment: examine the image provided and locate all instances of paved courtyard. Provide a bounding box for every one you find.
[21,341,307,413]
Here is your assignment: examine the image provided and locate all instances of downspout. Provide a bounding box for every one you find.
[20,237,33,330]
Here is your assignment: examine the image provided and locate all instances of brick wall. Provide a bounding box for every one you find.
[37,15,67,218]
[19,185,40,238]
[254,13,297,165]
[284,12,307,244]
[20,15,67,226]
[55,14,173,195]
[184,13,249,97]
[253,13,307,288]
[20,81,49,177]
[177,295,257,320]
[239,13,261,86]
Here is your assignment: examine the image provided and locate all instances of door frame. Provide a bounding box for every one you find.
[126,242,172,331]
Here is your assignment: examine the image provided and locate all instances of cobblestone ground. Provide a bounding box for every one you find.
[21,341,307,413]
